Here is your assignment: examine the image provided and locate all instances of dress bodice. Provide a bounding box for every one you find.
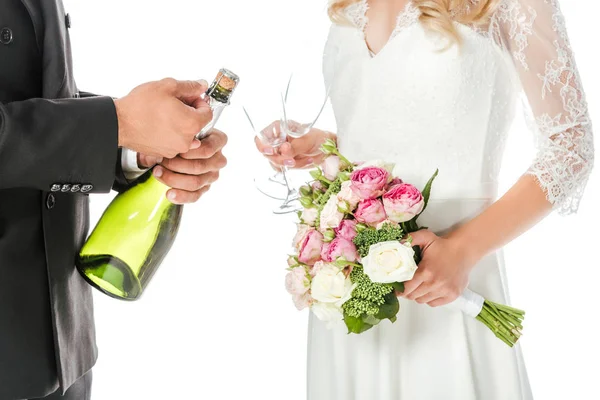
[323,0,594,213]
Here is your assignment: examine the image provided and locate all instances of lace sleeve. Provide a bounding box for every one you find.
[491,0,595,214]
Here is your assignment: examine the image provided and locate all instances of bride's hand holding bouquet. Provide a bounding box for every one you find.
[401,230,476,308]
[282,139,526,347]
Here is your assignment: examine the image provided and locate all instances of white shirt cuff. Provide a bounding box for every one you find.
[121,148,148,180]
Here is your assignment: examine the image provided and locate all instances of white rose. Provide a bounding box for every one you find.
[302,207,319,226]
[311,264,355,306]
[355,159,395,175]
[362,241,417,284]
[336,180,360,210]
[320,196,344,230]
[311,301,344,328]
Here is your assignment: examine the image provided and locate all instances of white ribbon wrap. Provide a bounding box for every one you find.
[445,288,485,318]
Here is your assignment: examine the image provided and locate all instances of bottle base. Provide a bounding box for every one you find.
[77,255,143,301]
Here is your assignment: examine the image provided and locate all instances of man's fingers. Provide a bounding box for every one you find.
[153,166,220,192]
[138,153,163,169]
[181,130,228,160]
[169,79,208,103]
[167,185,212,205]
[161,152,227,175]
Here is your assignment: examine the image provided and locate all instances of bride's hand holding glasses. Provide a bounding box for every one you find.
[254,122,335,170]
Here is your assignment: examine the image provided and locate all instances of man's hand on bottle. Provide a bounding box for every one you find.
[114,78,213,159]
[138,129,228,204]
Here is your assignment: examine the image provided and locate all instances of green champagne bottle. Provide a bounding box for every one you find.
[77,69,239,300]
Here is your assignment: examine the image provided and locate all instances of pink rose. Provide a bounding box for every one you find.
[293,224,312,250]
[298,230,324,265]
[350,167,390,199]
[321,156,342,181]
[312,181,326,193]
[292,292,313,310]
[337,180,361,210]
[321,237,358,263]
[389,177,403,187]
[382,183,425,223]
[335,219,358,241]
[355,199,387,227]
[285,267,310,295]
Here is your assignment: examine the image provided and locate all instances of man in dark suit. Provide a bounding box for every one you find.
[0,1,228,399]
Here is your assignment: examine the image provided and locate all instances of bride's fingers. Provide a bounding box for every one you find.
[427,297,453,308]
[399,277,425,298]
[405,282,433,301]
[414,291,442,305]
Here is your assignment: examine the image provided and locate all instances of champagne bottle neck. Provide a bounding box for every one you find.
[141,170,171,195]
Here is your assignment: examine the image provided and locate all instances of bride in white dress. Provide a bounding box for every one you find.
[256,0,594,398]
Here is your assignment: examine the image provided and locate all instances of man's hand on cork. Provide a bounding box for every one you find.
[114,78,213,159]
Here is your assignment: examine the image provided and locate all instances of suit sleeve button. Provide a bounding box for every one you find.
[46,194,56,210]
[81,184,93,193]
[0,28,13,45]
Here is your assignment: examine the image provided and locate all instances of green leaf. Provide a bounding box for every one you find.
[391,282,405,294]
[362,315,381,326]
[413,245,422,264]
[416,169,438,218]
[375,292,400,321]
[344,313,374,334]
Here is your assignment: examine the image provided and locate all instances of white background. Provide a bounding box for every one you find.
[65,1,599,399]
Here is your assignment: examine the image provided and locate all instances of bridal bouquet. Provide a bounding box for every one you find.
[286,139,525,347]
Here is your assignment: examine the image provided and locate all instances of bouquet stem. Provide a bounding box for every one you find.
[476,300,525,347]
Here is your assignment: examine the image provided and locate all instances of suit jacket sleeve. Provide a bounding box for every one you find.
[77,91,136,193]
[0,96,119,193]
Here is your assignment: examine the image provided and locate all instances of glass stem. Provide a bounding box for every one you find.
[280,166,296,205]
[268,170,286,185]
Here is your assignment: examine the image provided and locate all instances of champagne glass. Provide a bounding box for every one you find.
[270,73,330,215]
[242,104,300,213]
[254,170,288,200]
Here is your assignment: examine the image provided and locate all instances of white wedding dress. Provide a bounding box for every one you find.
[307,1,594,399]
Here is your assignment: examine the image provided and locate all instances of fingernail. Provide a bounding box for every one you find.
[284,159,295,167]
[307,158,314,165]
[198,79,208,87]
[263,147,274,155]
[156,157,164,164]
[167,191,177,201]
[153,166,163,177]
[191,140,201,149]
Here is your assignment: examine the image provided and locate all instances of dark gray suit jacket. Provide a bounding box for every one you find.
[0,0,129,398]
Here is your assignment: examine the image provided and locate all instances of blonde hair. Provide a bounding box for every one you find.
[328,0,499,44]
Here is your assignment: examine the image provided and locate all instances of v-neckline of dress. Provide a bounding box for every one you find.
[352,0,420,59]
